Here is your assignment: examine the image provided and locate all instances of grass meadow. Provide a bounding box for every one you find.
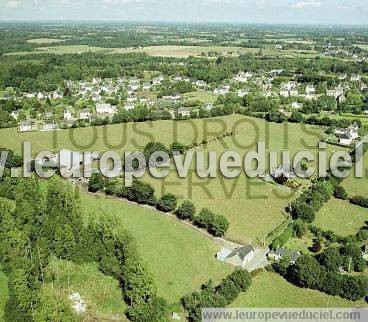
[231,270,367,308]
[80,191,232,303]
[314,198,368,236]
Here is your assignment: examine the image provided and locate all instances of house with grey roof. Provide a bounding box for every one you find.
[216,245,255,268]
[268,248,300,264]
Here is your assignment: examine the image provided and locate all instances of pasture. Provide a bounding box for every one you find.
[81,192,232,303]
[315,198,368,236]
[231,270,367,308]
[183,91,218,104]
[342,153,368,197]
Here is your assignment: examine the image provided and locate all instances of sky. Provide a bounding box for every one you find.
[0,0,367,25]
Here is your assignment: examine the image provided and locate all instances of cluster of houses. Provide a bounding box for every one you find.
[334,122,360,146]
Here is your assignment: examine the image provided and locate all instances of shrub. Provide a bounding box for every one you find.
[350,196,368,208]
[291,201,315,223]
[334,186,348,200]
[88,172,105,192]
[194,208,216,229]
[176,200,196,220]
[156,193,178,212]
[125,297,168,322]
[126,181,155,204]
[209,214,229,237]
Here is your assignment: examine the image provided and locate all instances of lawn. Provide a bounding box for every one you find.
[80,192,232,303]
[231,270,367,308]
[45,258,128,321]
[315,198,368,236]
[0,271,8,322]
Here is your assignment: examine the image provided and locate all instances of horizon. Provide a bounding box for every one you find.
[1,0,368,25]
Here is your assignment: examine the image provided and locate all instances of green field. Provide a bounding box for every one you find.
[0,115,245,155]
[27,38,65,44]
[231,270,367,308]
[183,91,218,104]
[342,153,368,197]
[45,258,128,320]
[6,44,321,58]
[315,198,368,236]
[0,271,8,322]
[81,192,232,303]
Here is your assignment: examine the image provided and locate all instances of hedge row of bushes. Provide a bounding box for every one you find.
[89,175,230,237]
[181,269,252,322]
[283,255,368,301]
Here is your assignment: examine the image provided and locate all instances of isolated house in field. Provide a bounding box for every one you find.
[216,245,255,268]
[18,120,38,132]
[270,163,295,180]
[268,248,300,264]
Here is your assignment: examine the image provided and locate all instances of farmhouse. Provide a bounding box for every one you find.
[268,248,300,264]
[216,245,255,268]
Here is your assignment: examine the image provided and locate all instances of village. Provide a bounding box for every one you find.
[1,68,365,149]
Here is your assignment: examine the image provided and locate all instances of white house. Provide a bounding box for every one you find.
[18,120,38,132]
[96,103,117,116]
[291,102,302,109]
[64,110,73,121]
[79,109,91,120]
[268,248,300,264]
[214,86,230,95]
[234,71,249,83]
[125,102,135,111]
[237,89,248,97]
[195,80,207,88]
[305,85,316,95]
[53,90,63,99]
[11,110,20,120]
[142,83,151,91]
[203,103,213,111]
[178,107,190,117]
[216,245,255,268]
[42,121,58,131]
[351,74,361,82]
[334,123,359,145]
[37,92,44,100]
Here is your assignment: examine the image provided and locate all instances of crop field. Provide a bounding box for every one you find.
[231,270,367,308]
[6,44,321,58]
[315,198,368,236]
[27,38,65,44]
[81,192,231,303]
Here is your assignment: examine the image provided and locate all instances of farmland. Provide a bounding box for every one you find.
[231,270,367,308]
[315,198,368,236]
[80,191,232,303]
